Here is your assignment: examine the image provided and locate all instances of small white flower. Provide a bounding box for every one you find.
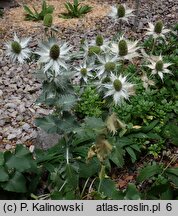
[145,55,172,81]
[108,4,134,23]
[141,72,155,90]
[110,35,140,61]
[74,60,94,83]
[36,38,72,76]
[5,33,31,63]
[103,73,135,105]
[145,21,170,40]
[95,53,118,78]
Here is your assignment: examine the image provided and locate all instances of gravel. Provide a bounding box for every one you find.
[0,0,178,150]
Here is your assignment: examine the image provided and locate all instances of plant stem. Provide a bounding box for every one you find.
[80,177,90,199]
[151,38,156,54]
[133,0,140,31]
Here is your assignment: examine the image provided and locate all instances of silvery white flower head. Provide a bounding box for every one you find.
[36,37,72,76]
[145,55,172,81]
[108,4,134,23]
[103,73,135,105]
[145,20,170,40]
[95,53,118,78]
[74,60,94,83]
[5,33,31,63]
[110,35,140,61]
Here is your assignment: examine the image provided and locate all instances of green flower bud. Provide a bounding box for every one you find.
[96,35,103,46]
[11,41,21,54]
[80,68,87,76]
[50,44,60,60]
[105,62,116,72]
[117,4,125,18]
[118,39,128,56]
[154,20,163,34]
[155,60,163,71]
[43,14,53,27]
[113,79,122,91]
[88,46,101,56]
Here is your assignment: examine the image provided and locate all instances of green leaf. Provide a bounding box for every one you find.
[1,171,27,193]
[137,164,163,183]
[109,145,124,168]
[165,168,178,187]
[5,145,37,172]
[125,146,137,163]
[79,158,100,178]
[35,115,58,133]
[142,120,159,133]
[23,5,34,15]
[57,94,77,110]
[99,178,123,199]
[124,183,141,200]
[0,167,9,182]
[65,163,79,189]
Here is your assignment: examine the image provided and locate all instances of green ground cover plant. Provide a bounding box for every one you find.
[23,0,54,21]
[59,0,92,19]
[1,2,178,200]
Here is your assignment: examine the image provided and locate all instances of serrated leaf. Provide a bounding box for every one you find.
[57,94,77,110]
[5,145,37,172]
[137,164,163,183]
[1,171,27,193]
[0,167,9,182]
[35,115,58,133]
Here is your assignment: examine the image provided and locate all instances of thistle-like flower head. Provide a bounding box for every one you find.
[145,55,172,81]
[110,35,140,61]
[36,37,72,76]
[103,73,135,105]
[74,60,94,83]
[145,20,170,40]
[5,33,31,63]
[95,53,118,78]
[108,4,134,23]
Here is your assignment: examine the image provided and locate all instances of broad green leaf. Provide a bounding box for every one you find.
[35,115,58,133]
[142,120,159,133]
[109,146,124,168]
[79,158,100,178]
[137,164,163,183]
[65,163,79,189]
[126,146,137,163]
[57,94,77,110]
[1,171,27,193]
[166,167,178,176]
[5,145,37,172]
[166,168,178,187]
[99,178,123,199]
[124,183,141,200]
[0,167,9,182]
